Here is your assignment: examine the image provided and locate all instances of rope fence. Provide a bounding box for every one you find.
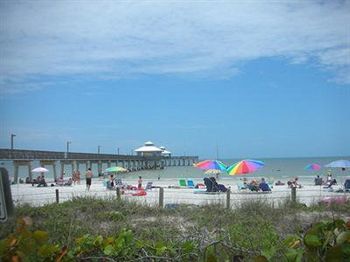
[10,186,350,209]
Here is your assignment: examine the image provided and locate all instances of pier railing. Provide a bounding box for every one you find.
[0,148,196,161]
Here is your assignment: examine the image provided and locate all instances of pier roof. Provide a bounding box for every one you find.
[134,141,163,152]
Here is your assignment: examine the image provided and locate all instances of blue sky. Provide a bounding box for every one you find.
[0,1,349,159]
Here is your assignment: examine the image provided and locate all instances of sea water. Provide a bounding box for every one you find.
[1,156,349,186]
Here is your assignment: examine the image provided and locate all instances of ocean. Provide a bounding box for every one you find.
[1,156,349,186]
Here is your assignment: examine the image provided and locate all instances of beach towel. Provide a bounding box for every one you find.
[179,179,187,187]
[193,189,221,194]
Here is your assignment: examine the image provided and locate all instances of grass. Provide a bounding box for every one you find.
[1,196,350,260]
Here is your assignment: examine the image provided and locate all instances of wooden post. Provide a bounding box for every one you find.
[116,187,121,201]
[28,161,32,182]
[159,187,164,208]
[14,163,19,184]
[52,162,57,181]
[55,189,59,203]
[226,189,231,209]
[291,187,296,203]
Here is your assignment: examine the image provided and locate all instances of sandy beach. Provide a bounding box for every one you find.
[9,177,349,208]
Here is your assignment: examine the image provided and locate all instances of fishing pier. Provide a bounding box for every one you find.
[0,149,198,183]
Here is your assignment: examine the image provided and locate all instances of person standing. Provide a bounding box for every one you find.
[76,170,81,184]
[138,176,142,189]
[86,168,93,191]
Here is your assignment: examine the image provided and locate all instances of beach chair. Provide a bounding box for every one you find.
[115,178,124,188]
[145,181,153,190]
[187,179,195,188]
[237,182,248,191]
[344,179,350,192]
[179,179,187,187]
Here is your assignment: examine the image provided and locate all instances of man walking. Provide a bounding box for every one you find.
[86,168,93,191]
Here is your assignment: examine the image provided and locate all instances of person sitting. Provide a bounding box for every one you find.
[32,175,41,186]
[209,177,220,192]
[56,176,64,186]
[247,179,259,191]
[37,175,47,187]
[218,183,228,192]
[325,178,337,188]
[314,175,323,186]
[288,177,301,188]
[259,178,271,192]
[204,177,213,192]
[107,174,115,190]
[275,180,285,186]
[64,178,73,186]
[344,179,350,192]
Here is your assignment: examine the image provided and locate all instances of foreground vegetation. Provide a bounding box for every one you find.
[1,197,350,261]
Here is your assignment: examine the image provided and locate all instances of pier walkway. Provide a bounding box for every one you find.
[0,149,198,183]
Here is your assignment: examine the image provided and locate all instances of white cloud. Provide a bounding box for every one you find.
[0,0,349,93]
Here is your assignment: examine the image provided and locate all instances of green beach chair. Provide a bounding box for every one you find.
[179,179,187,187]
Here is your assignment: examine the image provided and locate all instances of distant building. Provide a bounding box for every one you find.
[160,146,171,157]
[134,141,163,157]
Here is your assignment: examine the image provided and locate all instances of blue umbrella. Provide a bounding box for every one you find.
[325,160,350,168]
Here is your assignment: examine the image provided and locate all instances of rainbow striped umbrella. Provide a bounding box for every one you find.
[304,163,321,171]
[194,160,227,171]
[105,166,128,173]
[227,159,264,175]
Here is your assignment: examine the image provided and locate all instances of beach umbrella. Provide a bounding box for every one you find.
[105,166,128,173]
[194,160,227,171]
[325,160,350,168]
[31,167,49,173]
[304,163,321,171]
[227,159,264,175]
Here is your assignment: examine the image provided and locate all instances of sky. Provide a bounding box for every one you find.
[0,0,349,159]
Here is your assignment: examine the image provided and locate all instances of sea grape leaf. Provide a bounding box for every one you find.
[336,232,350,244]
[93,235,103,247]
[254,255,268,262]
[155,242,167,256]
[284,235,301,248]
[285,248,301,262]
[304,234,322,248]
[38,244,59,258]
[33,230,48,244]
[103,244,114,256]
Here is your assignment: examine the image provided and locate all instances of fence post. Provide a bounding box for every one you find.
[55,189,59,203]
[159,187,164,208]
[116,187,121,201]
[291,187,296,203]
[0,168,13,222]
[226,189,231,209]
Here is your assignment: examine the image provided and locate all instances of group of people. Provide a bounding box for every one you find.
[203,177,228,192]
[106,174,143,190]
[287,177,302,188]
[314,172,337,188]
[72,170,81,185]
[31,174,48,187]
[241,177,271,192]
